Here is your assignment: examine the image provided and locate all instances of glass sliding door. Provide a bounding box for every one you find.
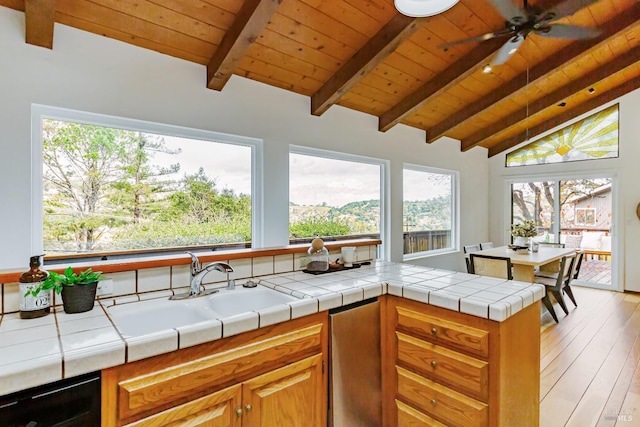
[511,181,556,242]
[511,177,614,288]
[559,178,613,286]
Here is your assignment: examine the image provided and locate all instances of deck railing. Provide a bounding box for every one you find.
[403,230,451,254]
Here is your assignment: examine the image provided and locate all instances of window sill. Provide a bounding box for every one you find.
[402,247,458,262]
[0,238,381,283]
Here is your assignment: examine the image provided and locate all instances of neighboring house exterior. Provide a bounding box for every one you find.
[567,184,612,231]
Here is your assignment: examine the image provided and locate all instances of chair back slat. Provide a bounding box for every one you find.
[538,242,565,248]
[572,251,584,280]
[479,242,494,250]
[470,254,513,280]
[464,244,481,254]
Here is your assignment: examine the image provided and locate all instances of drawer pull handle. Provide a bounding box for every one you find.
[431,399,437,406]
[245,404,253,413]
[236,408,243,417]
[431,327,437,335]
[431,360,437,368]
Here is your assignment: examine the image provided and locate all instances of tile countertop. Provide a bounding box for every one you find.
[0,261,544,397]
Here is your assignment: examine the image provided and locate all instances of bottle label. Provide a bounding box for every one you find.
[19,282,50,311]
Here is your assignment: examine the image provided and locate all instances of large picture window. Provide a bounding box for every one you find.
[36,108,259,258]
[403,165,457,257]
[289,147,384,243]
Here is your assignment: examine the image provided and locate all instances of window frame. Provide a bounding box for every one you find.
[402,163,459,260]
[31,104,264,258]
[288,145,389,260]
[400,163,460,261]
[575,207,596,226]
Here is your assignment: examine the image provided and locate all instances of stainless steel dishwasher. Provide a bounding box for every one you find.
[329,298,381,427]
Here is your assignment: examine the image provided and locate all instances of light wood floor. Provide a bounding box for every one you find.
[540,285,640,426]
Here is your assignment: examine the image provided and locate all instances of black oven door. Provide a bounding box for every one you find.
[0,371,101,427]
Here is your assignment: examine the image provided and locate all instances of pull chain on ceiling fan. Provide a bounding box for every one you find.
[441,0,602,66]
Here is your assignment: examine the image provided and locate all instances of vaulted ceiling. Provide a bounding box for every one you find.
[2,0,639,156]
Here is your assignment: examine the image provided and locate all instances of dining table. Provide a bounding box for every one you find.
[472,245,577,283]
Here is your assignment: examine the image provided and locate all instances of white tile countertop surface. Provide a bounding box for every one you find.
[0,261,544,396]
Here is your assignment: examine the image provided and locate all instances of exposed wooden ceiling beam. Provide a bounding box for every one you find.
[24,0,56,49]
[426,2,640,144]
[311,15,424,116]
[488,78,640,158]
[378,0,568,133]
[207,0,281,91]
[378,36,506,132]
[462,45,640,151]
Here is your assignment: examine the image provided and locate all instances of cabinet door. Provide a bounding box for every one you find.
[124,385,242,427]
[242,354,325,427]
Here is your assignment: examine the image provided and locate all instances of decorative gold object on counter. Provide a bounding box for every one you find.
[307,238,329,272]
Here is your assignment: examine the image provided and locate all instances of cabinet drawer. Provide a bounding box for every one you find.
[397,366,488,427]
[117,323,323,421]
[396,399,447,427]
[397,332,489,402]
[396,306,489,358]
[124,385,242,427]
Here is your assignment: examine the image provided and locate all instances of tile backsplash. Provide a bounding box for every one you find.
[0,245,377,315]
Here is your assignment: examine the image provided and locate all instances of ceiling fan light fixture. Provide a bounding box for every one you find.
[394,0,459,17]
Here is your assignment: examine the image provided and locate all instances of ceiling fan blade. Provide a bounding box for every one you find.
[440,29,513,48]
[537,23,601,39]
[489,0,526,24]
[491,36,524,65]
[541,0,601,22]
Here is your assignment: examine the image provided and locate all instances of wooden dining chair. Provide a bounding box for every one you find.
[469,254,513,280]
[479,242,494,250]
[463,244,481,273]
[535,254,576,323]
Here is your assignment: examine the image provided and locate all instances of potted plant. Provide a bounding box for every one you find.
[25,267,103,314]
[510,220,538,246]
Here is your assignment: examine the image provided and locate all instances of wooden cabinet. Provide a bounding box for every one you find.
[243,354,324,427]
[124,385,242,427]
[102,312,328,427]
[381,296,540,427]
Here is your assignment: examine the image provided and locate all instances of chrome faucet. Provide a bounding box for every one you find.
[186,252,234,295]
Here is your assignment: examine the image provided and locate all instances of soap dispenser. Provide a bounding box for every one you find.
[19,255,50,319]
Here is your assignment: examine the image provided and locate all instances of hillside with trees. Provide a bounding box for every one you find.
[289,197,451,238]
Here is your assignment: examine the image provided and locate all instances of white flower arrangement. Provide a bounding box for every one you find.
[510,220,538,238]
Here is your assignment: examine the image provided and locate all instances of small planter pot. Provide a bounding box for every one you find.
[61,282,98,314]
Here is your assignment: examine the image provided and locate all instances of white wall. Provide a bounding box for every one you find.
[0,7,489,272]
[488,88,640,292]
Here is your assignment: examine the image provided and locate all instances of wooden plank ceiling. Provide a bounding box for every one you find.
[3,0,639,157]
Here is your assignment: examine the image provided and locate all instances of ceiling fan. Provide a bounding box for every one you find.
[441,0,602,66]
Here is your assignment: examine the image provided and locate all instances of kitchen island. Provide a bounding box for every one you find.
[0,261,544,426]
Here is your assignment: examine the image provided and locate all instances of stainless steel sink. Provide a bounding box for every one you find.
[107,284,299,337]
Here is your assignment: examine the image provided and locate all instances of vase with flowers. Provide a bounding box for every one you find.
[510,220,538,247]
